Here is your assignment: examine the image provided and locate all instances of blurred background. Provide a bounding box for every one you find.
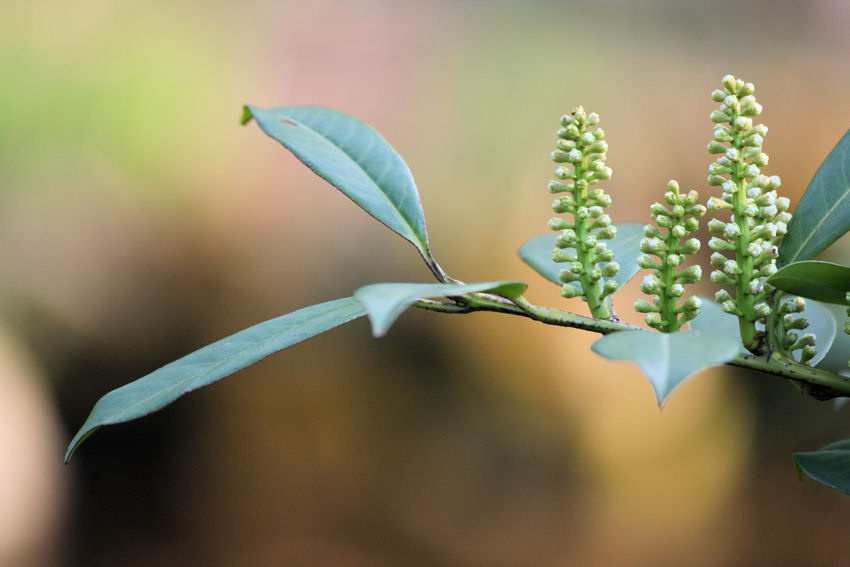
[1,0,849,565]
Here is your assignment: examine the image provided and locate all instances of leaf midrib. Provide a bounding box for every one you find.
[282,108,424,247]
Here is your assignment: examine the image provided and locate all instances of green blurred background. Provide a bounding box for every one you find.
[1,1,849,565]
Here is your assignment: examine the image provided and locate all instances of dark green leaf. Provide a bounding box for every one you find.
[518,223,644,291]
[591,329,740,405]
[354,281,527,337]
[779,130,850,266]
[794,439,850,495]
[65,297,366,463]
[767,261,850,305]
[243,105,433,263]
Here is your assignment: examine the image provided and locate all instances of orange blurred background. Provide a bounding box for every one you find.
[1,1,849,565]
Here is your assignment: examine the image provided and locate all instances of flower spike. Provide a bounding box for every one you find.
[634,180,706,332]
[548,106,618,319]
[705,75,794,353]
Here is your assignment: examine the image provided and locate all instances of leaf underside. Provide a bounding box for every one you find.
[518,222,644,291]
[354,281,528,337]
[591,329,740,405]
[691,296,837,367]
[794,439,850,495]
[65,297,366,463]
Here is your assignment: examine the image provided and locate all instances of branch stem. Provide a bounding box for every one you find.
[413,291,850,399]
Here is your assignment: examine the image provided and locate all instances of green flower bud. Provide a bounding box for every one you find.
[680,238,701,254]
[561,284,580,298]
[710,252,728,267]
[601,262,620,277]
[645,312,664,330]
[637,254,659,269]
[682,296,702,312]
[634,299,657,313]
[683,217,700,232]
[553,249,577,263]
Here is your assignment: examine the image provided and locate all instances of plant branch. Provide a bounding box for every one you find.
[413,292,850,399]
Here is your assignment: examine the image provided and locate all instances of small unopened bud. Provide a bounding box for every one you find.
[634,299,657,313]
[601,262,619,277]
[560,284,580,298]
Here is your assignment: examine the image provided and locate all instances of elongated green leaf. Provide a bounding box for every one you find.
[354,281,527,337]
[591,330,739,405]
[65,298,366,463]
[518,223,644,290]
[691,296,837,366]
[794,439,850,495]
[243,105,433,262]
[779,130,850,266]
[767,261,850,305]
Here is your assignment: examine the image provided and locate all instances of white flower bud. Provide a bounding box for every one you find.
[601,262,619,277]
[561,283,580,298]
[723,259,742,275]
[735,116,753,131]
[637,254,659,269]
[710,252,728,267]
[681,238,701,254]
[707,218,727,232]
[677,265,702,284]
[723,223,742,239]
[641,275,661,294]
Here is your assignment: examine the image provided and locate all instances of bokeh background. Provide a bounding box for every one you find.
[1,0,849,565]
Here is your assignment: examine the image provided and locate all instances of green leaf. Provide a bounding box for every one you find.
[354,281,527,338]
[691,296,837,366]
[779,130,850,266]
[797,298,839,366]
[815,303,850,374]
[794,439,850,495]
[243,105,434,265]
[518,223,644,290]
[767,261,850,305]
[689,297,742,347]
[65,297,366,463]
[591,330,740,405]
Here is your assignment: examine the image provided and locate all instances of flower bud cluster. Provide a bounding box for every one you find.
[633,180,706,332]
[705,75,793,351]
[771,297,817,364]
[548,106,618,318]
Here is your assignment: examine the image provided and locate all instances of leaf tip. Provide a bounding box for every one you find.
[64,425,100,464]
[240,105,255,126]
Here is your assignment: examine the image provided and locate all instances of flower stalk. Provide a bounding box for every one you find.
[634,180,706,332]
[548,106,618,319]
[705,75,792,353]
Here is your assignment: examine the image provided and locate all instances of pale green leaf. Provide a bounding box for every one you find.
[591,330,739,405]
[779,130,850,266]
[794,439,850,495]
[518,223,644,290]
[243,105,433,263]
[354,281,527,337]
[767,261,850,305]
[691,296,836,366]
[65,297,366,463]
